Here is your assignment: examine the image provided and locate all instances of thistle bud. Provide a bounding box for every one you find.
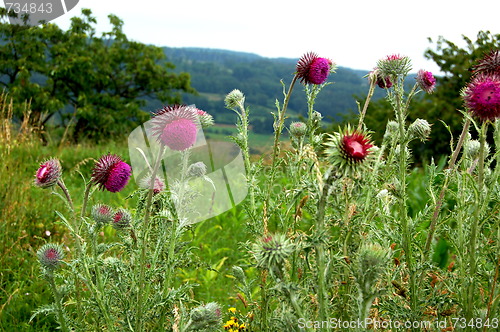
[408,118,431,142]
[34,159,62,189]
[112,208,132,229]
[253,234,293,274]
[186,302,222,331]
[289,122,307,137]
[383,121,399,141]
[197,109,214,128]
[37,243,64,271]
[464,139,489,159]
[187,161,207,177]
[232,266,247,284]
[225,89,245,110]
[91,204,114,225]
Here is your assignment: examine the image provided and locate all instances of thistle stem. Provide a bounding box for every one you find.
[357,77,376,131]
[465,121,488,324]
[48,272,70,332]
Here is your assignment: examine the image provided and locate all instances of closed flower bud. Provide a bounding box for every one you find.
[37,243,64,271]
[225,89,245,110]
[197,109,214,128]
[91,204,114,225]
[232,266,247,284]
[408,118,431,142]
[34,159,62,189]
[354,243,388,296]
[112,208,132,229]
[139,174,166,194]
[187,302,222,331]
[384,121,399,141]
[464,139,489,159]
[187,161,207,177]
[289,122,307,137]
[253,234,294,273]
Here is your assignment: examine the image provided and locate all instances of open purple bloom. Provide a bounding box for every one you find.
[296,52,332,85]
[463,73,500,121]
[91,154,132,193]
[151,105,199,151]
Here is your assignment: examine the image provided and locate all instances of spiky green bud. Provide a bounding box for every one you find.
[408,118,431,142]
[225,89,245,110]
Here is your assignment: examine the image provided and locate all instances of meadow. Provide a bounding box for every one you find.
[0,51,499,332]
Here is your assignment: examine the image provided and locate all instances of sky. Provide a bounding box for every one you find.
[52,0,500,75]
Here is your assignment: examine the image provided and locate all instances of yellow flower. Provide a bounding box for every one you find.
[228,307,237,314]
[239,323,246,330]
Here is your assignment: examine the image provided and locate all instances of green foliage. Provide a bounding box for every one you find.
[0,8,195,141]
[362,31,500,160]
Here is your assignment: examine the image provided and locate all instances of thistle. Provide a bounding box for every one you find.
[91,204,114,225]
[473,49,500,76]
[224,89,245,110]
[151,105,199,151]
[252,234,294,279]
[37,243,65,271]
[289,121,307,138]
[112,208,132,229]
[408,118,432,142]
[139,174,166,194]
[296,52,334,85]
[324,126,374,175]
[34,159,62,189]
[415,69,436,93]
[185,302,222,331]
[463,73,500,121]
[91,154,132,193]
[197,109,214,128]
[376,54,412,78]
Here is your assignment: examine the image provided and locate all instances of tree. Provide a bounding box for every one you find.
[361,31,500,160]
[0,8,195,141]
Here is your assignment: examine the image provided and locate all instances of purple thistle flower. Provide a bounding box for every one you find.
[296,52,333,85]
[473,50,500,76]
[416,69,436,93]
[34,159,62,189]
[37,243,64,270]
[151,105,199,151]
[91,154,132,193]
[463,73,500,121]
[139,174,165,194]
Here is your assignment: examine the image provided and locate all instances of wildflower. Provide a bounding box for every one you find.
[473,49,500,76]
[225,89,245,110]
[112,208,132,229]
[151,105,199,151]
[416,69,436,93]
[353,243,388,297]
[228,307,236,314]
[37,243,64,271]
[324,126,374,175]
[296,52,333,85]
[91,204,114,225]
[464,139,489,159]
[408,118,432,142]
[139,174,165,194]
[34,159,62,189]
[383,120,399,141]
[91,154,132,193]
[370,69,393,89]
[187,302,222,331]
[289,121,307,137]
[197,109,214,128]
[377,54,412,77]
[253,234,293,273]
[463,73,500,121]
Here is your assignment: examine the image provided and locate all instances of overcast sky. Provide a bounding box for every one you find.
[53,0,499,75]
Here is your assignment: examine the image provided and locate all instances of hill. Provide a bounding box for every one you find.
[159,47,382,133]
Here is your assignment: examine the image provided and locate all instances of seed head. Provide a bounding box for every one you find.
[34,159,62,189]
[37,243,64,271]
[91,154,131,193]
[296,52,333,85]
[463,73,500,121]
[112,208,132,229]
[91,204,114,225]
[151,105,199,151]
[416,70,436,93]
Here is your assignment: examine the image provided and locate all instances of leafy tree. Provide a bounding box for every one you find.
[362,31,500,160]
[0,8,195,141]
